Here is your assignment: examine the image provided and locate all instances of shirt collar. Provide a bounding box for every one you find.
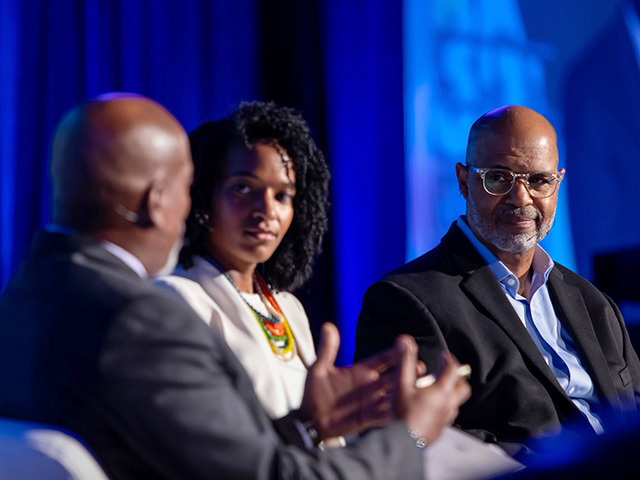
[46,224,148,279]
[99,240,148,279]
[456,215,554,296]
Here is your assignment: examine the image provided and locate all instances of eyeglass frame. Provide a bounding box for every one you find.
[466,165,565,198]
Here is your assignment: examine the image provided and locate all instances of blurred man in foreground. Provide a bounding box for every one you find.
[0,94,469,479]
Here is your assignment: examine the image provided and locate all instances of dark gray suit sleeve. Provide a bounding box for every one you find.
[97,292,424,480]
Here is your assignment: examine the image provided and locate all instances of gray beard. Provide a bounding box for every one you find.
[155,237,184,277]
[466,200,554,254]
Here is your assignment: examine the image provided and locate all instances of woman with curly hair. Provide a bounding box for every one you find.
[155,101,330,420]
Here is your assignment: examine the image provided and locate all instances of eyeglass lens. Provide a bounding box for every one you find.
[483,170,558,197]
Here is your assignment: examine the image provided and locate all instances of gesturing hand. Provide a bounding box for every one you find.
[298,322,401,440]
[395,336,471,445]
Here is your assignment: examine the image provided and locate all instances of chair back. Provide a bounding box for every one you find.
[0,418,109,479]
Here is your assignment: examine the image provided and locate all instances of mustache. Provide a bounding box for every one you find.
[497,206,540,220]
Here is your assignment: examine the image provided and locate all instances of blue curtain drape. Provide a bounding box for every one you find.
[0,0,406,364]
[321,1,406,363]
[0,0,261,289]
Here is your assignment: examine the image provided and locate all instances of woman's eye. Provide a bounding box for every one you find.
[276,192,294,203]
[232,184,251,195]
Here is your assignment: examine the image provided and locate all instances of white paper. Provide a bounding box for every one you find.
[423,427,524,480]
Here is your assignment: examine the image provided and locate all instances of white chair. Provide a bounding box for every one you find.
[0,418,109,479]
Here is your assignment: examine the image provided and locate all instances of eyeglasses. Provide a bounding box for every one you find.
[467,165,564,198]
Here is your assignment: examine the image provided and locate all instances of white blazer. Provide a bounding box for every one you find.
[154,256,316,419]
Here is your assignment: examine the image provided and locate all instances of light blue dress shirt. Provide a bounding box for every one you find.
[456,217,603,434]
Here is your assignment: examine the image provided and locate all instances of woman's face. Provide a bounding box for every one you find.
[206,141,296,273]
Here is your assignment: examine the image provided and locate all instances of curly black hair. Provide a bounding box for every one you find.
[180,101,330,292]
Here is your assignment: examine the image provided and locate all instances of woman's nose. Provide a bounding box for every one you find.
[254,190,277,219]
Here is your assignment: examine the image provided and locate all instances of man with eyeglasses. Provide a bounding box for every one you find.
[355,105,640,459]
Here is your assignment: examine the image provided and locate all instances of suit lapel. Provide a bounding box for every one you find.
[443,225,580,406]
[547,268,619,408]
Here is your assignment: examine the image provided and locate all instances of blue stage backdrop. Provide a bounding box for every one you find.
[1,0,636,364]
[321,0,406,364]
[403,0,575,268]
[0,0,260,291]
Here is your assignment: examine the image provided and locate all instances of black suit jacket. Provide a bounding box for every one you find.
[0,231,423,480]
[356,223,640,449]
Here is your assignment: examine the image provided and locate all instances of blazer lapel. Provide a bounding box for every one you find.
[191,259,278,361]
[547,268,620,409]
[443,225,579,406]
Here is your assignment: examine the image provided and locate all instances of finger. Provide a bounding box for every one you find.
[435,352,463,390]
[359,334,418,374]
[453,378,472,404]
[397,335,418,391]
[445,406,461,426]
[373,371,397,393]
[359,386,395,429]
[416,360,427,377]
[316,322,340,368]
[357,347,400,375]
[396,334,418,354]
[320,388,390,438]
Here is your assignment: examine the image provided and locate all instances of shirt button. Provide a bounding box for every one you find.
[568,387,576,394]
[507,278,516,286]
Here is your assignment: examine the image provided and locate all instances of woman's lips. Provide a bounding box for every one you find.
[245,230,277,241]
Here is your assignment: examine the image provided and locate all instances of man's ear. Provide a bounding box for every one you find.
[557,168,566,187]
[455,162,469,200]
[139,184,163,228]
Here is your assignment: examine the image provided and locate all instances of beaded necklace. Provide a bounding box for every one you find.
[203,255,296,361]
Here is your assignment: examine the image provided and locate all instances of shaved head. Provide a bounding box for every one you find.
[50,93,193,275]
[465,105,558,167]
[51,94,188,230]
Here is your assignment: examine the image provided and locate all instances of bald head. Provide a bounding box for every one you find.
[50,94,193,276]
[51,94,189,231]
[466,105,558,167]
